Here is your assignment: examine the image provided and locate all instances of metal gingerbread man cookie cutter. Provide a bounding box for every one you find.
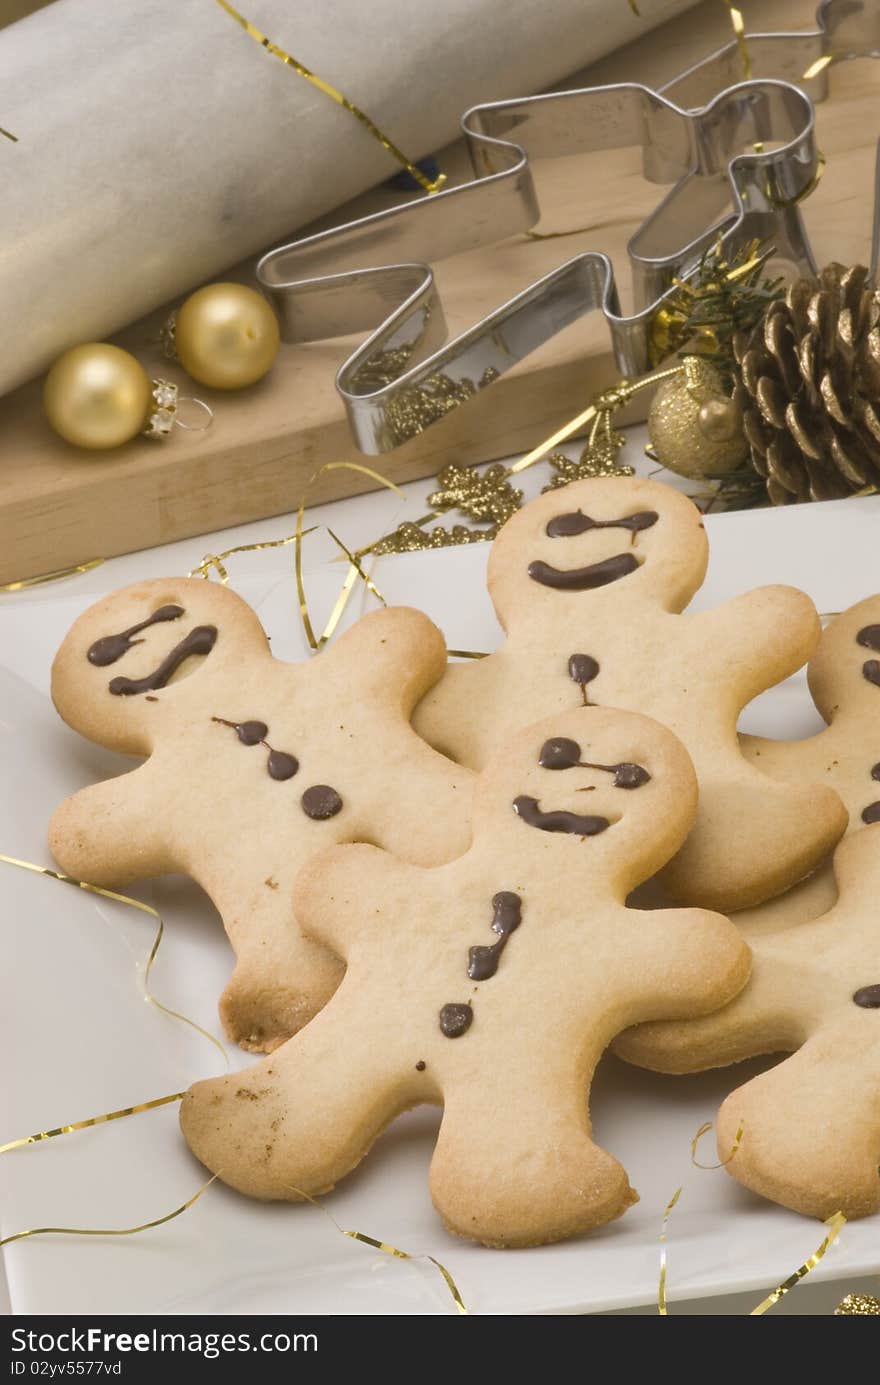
[257,0,880,455]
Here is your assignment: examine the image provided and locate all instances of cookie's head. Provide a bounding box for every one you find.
[487,476,708,630]
[51,577,270,754]
[473,705,698,892]
[808,595,880,728]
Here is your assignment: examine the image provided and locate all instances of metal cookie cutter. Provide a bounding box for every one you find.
[257,0,879,456]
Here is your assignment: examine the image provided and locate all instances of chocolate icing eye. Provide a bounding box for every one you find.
[87,604,184,667]
[536,739,651,788]
[539,737,581,770]
[545,510,659,538]
[853,984,880,1008]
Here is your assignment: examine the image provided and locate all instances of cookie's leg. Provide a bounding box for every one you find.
[219,890,344,1052]
[48,770,173,885]
[181,989,417,1200]
[430,1074,636,1247]
[717,1029,880,1220]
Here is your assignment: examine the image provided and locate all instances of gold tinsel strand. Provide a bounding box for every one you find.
[213,0,445,195]
[0,853,228,1068]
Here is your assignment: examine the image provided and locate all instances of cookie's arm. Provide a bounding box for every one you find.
[686,586,820,703]
[322,606,447,712]
[371,733,473,864]
[717,1031,880,1220]
[613,915,813,1075]
[611,906,751,1043]
[294,843,422,957]
[47,766,175,886]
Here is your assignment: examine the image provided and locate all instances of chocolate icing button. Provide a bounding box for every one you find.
[301,784,343,820]
[108,625,217,695]
[568,653,599,704]
[438,1002,473,1038]
[87,604,184,667]
[467,891,522,981]
[211,717,299,781]
[513,795,610,836]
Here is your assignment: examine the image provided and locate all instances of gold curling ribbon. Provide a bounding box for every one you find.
[749,1212,847,1315]
[326,528,388,610]
[658,1186,682,1315]
[0,853,228,1068]
[188,532,314,583]
[294,462,404,650]
[0,1092,184,1156]
[803,54,834,81]
[289,1185,468,1315]
[213,0,445,195]
[0,1175,216,1251]
[723,3,751,80]
[0,558,104,592]
[690,1118,745,1170]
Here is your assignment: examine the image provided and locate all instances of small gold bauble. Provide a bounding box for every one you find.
[174,283,280,390]
[43,343,153,450]
[648,357,749,480]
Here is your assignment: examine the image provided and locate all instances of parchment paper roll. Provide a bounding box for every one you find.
[0,0,700,397]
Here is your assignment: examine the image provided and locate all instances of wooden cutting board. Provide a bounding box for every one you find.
[1,0,876,583]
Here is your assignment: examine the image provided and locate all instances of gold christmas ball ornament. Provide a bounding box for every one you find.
[648,357,749,480]
[44,343,154,450]
[173,283,280,390]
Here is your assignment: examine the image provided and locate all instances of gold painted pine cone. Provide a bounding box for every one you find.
[732,263,880,504]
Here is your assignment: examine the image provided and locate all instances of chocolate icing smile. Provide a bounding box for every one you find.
[513,795,609,835]
[88,604,184,666]
[528,552,639,591]
[108,626,217,695]
[545,510,658,538]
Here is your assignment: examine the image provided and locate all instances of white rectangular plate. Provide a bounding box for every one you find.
[2,485,880,1315]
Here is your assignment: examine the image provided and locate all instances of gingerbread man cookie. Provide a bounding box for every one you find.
[742,595,880,831]
[414,476,846,911]
[617,827,880,1220]
[49,578,472,1052]
[181,706,750,1247]
[730,597,880,935]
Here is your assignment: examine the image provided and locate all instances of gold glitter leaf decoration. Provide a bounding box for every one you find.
[835,1293,880,1315]
[428,462,523,526]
